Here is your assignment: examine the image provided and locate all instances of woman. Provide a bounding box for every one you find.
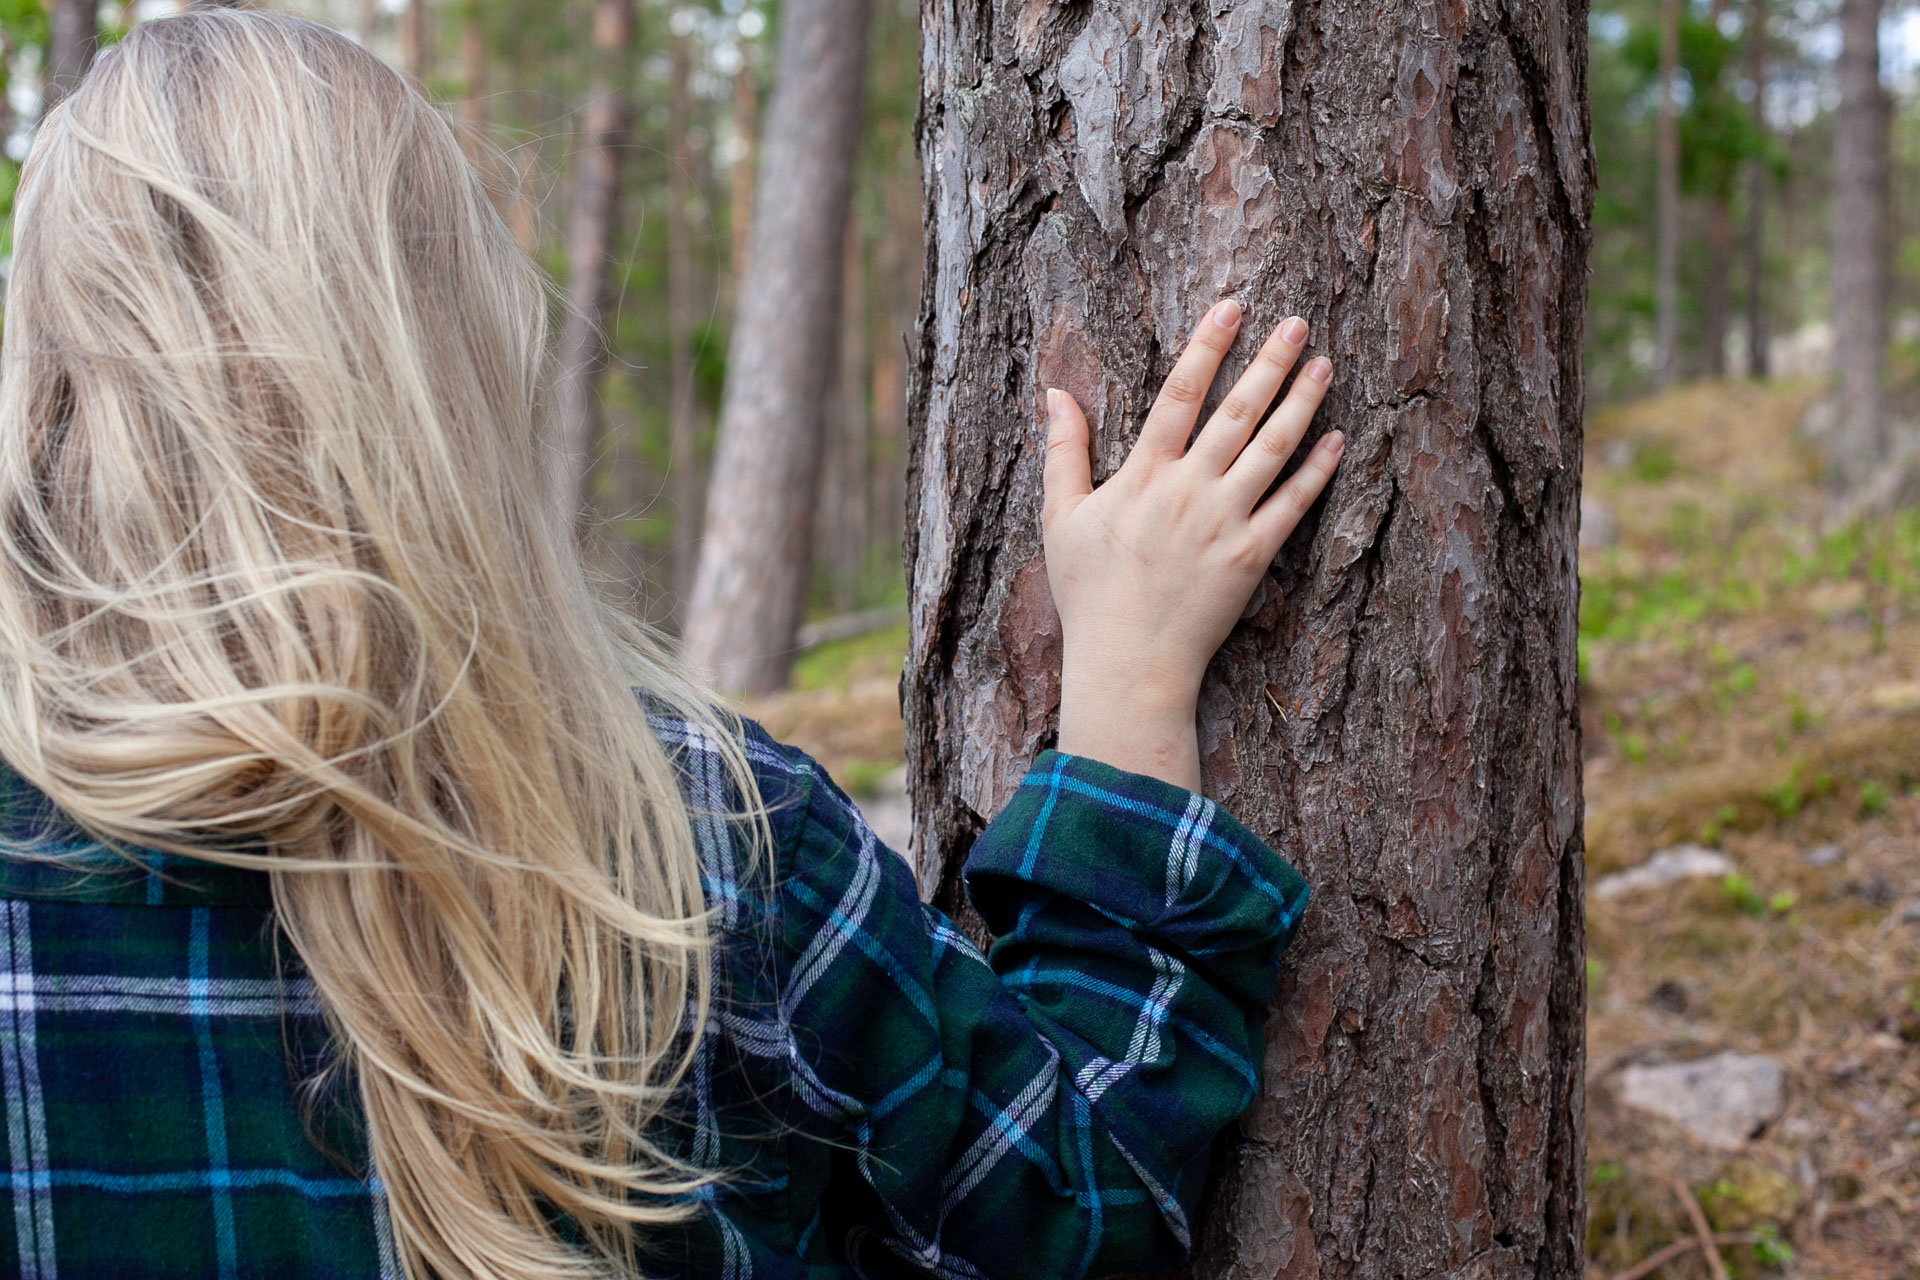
[0,9,1340,1278]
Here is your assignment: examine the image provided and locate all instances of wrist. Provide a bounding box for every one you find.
[1056,673,1202,793]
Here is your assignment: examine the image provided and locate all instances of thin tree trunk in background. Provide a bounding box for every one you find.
[551,0,637,533]
[402,0,433,85]
[44,0,98,115]
[458,8,488,161]
[355,0,379,45]
[1653,0,1682,388]
[1744,0,1770,378]
[1703,202,1733,377]
[683,0,877,693]
[910,0,1591,1272]
[667,33,702,612]
[728,46,759,302]
[816,214,871,612]
[1831,0,1889,489]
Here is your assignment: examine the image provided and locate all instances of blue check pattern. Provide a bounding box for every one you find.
[0,711,1309,1277]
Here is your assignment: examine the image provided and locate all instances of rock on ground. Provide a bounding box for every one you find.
[1592,844,1737,900]
[1615,1052,1787,1149]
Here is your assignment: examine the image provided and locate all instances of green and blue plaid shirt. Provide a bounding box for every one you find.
[0,711,1308,1278]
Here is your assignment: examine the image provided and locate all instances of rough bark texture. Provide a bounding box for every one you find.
[1743,0,1769,379]
[905,1,1592,1276]
[1831,0,1888,488]
[684,0,877,693]
[44,0,98,116]
[551,0,637,531]
[1651,0,1681,389]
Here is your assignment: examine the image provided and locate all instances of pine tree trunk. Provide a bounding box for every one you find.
[458,8,488,162]
[1703,198,1732,378]
[551,0,637,535]
[683,0,877,693]
[355,0,379,46]
[906,3,1592,1275]
[44,0,98,115]
[667,32,702,610]
[402,0,434,86]
[1832,0,1888,488]
[1744,0,1770,379]
[1652,0,1682,389]
[728,47,759,304]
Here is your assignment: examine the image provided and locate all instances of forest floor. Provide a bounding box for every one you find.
[745,378,1920,1280]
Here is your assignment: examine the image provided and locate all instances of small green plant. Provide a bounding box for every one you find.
[1751,1222,1794,1268]
[1861,781,1892,816]
[1698,802,1739,846]
[1722,873,1767,916]
[1588,1160,1626,1188]
[1631,438,1681,483]
[1585,957,1606,988]
[1786,690,1816,735]
[1767,890,1797,915]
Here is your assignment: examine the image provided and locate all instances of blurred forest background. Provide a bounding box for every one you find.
[10,0,1920,1275]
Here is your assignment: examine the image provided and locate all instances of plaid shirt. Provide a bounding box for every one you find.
[0,712,1308,1278]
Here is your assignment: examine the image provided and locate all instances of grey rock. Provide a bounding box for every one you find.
[1593,844,1737,901]
[1801,843,1844,867]
[1616,1052,1787,1149]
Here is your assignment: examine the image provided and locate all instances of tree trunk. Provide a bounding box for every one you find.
[458,7,488,162]
[550,0,637,535]
[355,0,379,46]
[683,0,876,694]
[1703,200,1733,378]
[907,2,1592,1276]
[402,0,434,86]
[817,213,872,612]
[728,46,760,303]
[1831,0,1888,488]
[1652,0,1682,389]
[1743,0,1770,378]
[667,31,702,610]
[44,0,98,115]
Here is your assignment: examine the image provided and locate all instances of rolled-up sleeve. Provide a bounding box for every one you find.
[773,745,1309,1279]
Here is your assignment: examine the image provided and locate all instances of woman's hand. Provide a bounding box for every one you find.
[1043,299,1342,791]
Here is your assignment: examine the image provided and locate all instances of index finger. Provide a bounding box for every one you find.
[1133,299,1244,461]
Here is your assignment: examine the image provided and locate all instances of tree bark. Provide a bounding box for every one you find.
[683,0,877,694]
[44,0,99,116]
[1652,0,1682,388]
[1831,0,1888,488]
[667,31,702,609]
[1743,0,1770,378]
[550,0,637,535]
[907,2,1592,1276]
[355,0,379,47]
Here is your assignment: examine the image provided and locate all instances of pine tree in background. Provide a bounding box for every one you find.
[1653,0,1682,388]
[1744,0,1771,378]
[43,0,97,114]
[551,0,636,534]
[683,0,878,693]
[1831,0,1890,492]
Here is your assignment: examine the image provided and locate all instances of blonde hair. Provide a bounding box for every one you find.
[0,10,764,1277]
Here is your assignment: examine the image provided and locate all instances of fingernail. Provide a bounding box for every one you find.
[1323,432,1345,457]
[1046,388,1063,418]
[1211,299,1243,329]
[1306,358,1333,383]
[1281,316,1308,344]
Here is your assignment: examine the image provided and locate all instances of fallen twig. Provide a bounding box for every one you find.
[1604,1231,1756,1280]
[1670,1177,1731,1280]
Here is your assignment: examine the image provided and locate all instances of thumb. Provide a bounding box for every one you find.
[1042,388,1093,521]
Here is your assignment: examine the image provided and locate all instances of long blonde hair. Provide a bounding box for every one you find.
[0,10,763,1277]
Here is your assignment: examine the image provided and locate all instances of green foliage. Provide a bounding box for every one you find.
[787,619,908,693]
[1698,801,1739,845]
[1860,780,1892,816]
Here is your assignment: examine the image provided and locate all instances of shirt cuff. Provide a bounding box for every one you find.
[961,750,1311,1001]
